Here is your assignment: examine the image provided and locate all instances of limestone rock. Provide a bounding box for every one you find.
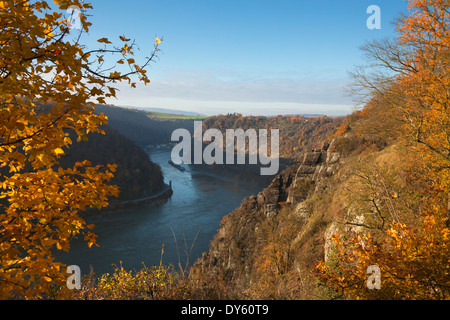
[302,151,322,165]
[257,193,266,207]
[326,152,341,164]
[294,201,310,219]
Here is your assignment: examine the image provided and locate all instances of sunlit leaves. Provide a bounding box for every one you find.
[315,0,450,300]
[316,214,450,299]
[0,0,160,299]
[74,262,173,300]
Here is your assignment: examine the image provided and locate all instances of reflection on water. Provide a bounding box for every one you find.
[58,146,269,275]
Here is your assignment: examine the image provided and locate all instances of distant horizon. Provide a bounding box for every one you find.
[116,104,352,118]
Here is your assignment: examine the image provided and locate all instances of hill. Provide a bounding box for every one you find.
[203,113,344,159]
[188,126,387,298]
[94,105,198,147]
[59,126,167,203]
[187,99,449,299]
[0,119,169,217]
[143,110,207,120]
[118,106,206,117]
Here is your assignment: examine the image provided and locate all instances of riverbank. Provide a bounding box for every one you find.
[108,183,173,211]
[117,183,173,207]
[82,183,173,216]
[93,145,175,213]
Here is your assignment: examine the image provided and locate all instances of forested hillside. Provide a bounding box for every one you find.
[94,105,197,146]
[0,105,166,205]
[59,126,165,202]
[185,0,450,299]
[203,113,343,159]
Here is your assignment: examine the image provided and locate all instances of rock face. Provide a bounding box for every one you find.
[193,140,342,281]
[242,140,341,215]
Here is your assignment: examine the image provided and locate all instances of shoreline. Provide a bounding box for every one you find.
[100,144,175,212]
[84,183,173,215]
[108,183,173,210]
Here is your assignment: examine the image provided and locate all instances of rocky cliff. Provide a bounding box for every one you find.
[190,136,355,299]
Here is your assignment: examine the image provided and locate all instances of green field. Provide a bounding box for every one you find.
[144,111,207,120]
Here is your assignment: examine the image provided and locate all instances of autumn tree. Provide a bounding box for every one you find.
[316,0,450,299]
[349,0,450,159]
[0,0,161,299]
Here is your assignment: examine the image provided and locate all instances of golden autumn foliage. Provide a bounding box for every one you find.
[0,0,161,299]
[75,262,174,300]
[330,124,349,139]
[316,213,450,299]
[315,0,450,299]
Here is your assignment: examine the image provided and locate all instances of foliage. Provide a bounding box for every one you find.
[60,126,165,201]
[315,0,450,300]
[144,110,207,121]
[0,0,160,299]
[203,113,343,159]
[94,105,198,147]
[315,214,450,300]
[75,262,173,300]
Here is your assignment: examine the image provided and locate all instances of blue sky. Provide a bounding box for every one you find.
[78,0,410,116]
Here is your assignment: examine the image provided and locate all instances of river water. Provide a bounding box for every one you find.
[58,146,270,276]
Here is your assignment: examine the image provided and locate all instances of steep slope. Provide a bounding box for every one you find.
[188,128,391,299]
[203,113,344,159]
[94,105,197,146]
[59,126,167,203]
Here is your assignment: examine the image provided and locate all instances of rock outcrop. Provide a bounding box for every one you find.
[241,140,342,215]
[193,140,343,284]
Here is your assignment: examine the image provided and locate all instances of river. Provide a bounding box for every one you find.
[58,146,271,276]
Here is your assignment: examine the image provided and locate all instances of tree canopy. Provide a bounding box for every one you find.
[315,0,450,299]
[0,0,161,299]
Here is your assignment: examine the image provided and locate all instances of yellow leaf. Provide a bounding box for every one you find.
[54,147,64,156]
